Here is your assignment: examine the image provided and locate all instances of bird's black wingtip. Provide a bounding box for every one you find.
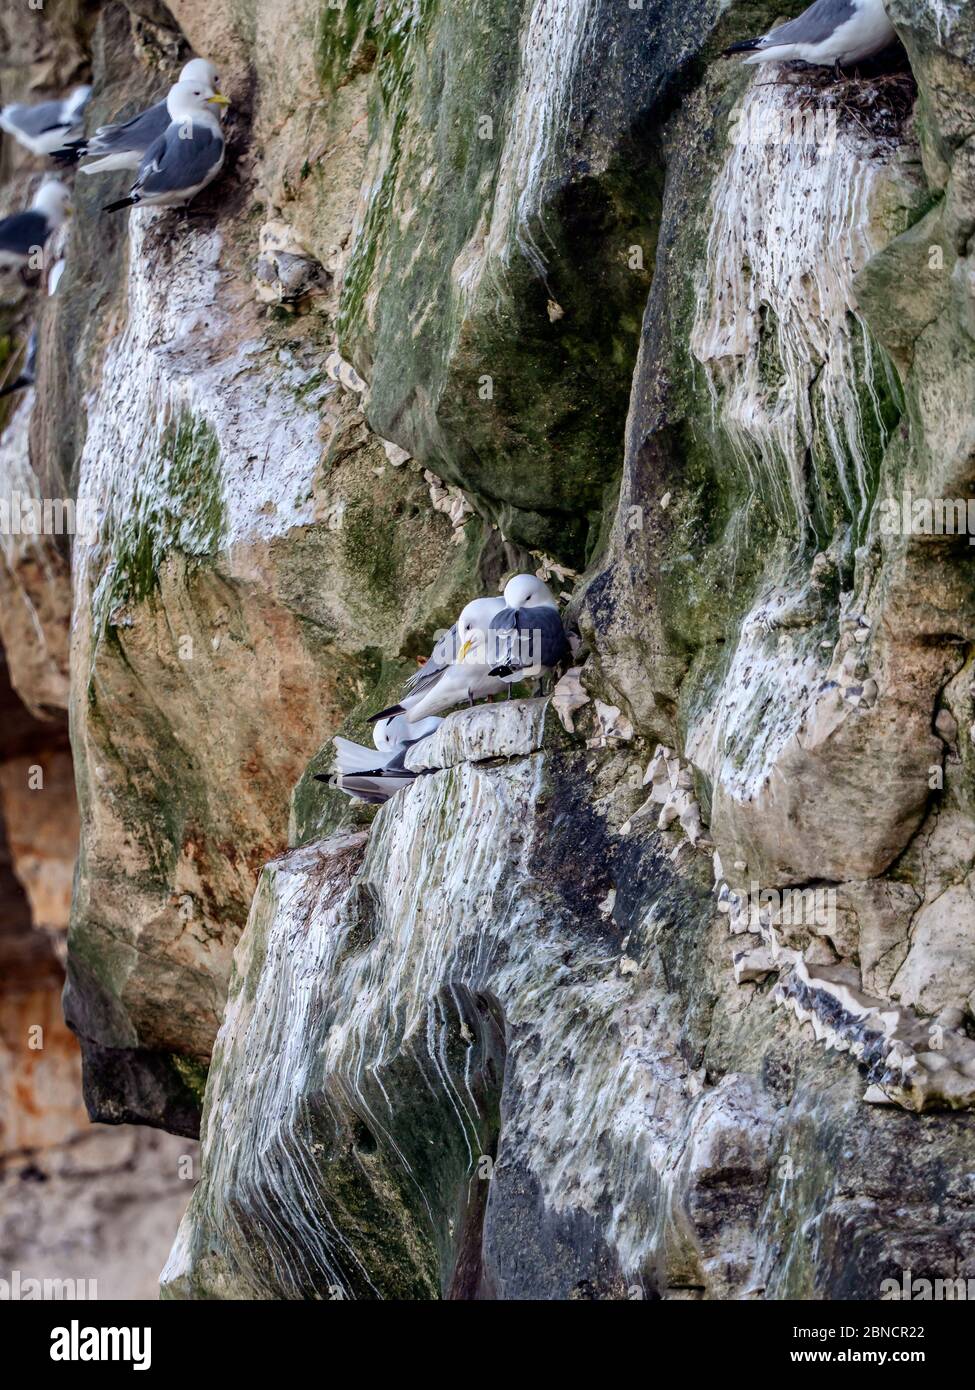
[489,665,515,679]
[312,773,331,783]
[102,197,134,214]
[50,145,85,166]
[722,39,762,56]
[367,703,404,723]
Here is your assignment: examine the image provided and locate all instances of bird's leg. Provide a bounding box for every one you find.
[468,690,475,708]
[506,684,513,701]
[833,59,842,82]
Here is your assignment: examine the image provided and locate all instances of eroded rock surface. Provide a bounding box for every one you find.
[165,703,975,1298]
[2,0,973,1300]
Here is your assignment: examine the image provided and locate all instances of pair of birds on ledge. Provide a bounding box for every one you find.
[318,574,571,804]
[0,57,230,280]
[312,0,899,806]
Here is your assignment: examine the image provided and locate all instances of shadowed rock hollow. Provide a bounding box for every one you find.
[3,0,975,1299]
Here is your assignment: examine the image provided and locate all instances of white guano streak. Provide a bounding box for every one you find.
[929,1,961,43]
[458,0,593,305]
[169,734,714,1289]
[690,78,890,532]
[75,212,326,612]
[0,393,60,654]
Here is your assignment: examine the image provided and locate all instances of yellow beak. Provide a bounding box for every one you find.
[458,638,473,661]
[206,93,231,107]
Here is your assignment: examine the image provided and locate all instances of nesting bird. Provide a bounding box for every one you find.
[488,573,569,685]
[75,59,222,175]
[395,596,506,706]
[316,714,442,804]
[724,0,896,68]
[369,597,510,725]
[368,574,569,726]
[0,85,90,157]
[102,79,230,214]
[0,181,71,275]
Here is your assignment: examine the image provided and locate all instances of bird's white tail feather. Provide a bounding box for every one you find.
[63,87,91,119]
[80,151,138,175]
[333,736,387,774]
[743,44,797,64]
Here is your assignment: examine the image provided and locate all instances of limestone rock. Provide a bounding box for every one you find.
[0,0,972,1306]
[892,885,975,1016]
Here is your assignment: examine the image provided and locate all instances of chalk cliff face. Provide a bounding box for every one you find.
[3,0,975,1299]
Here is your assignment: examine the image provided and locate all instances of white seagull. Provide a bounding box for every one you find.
[317,713,443,803]
[369,596,510,724]
[0,181,72,274]
[0,85,90,157]
[76,59,222,174]
[724,0,896,68]
[102,79,230,214]
[488,574,569,686]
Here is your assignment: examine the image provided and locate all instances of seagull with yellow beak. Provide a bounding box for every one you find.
[369,597,509,724]
[74,59,224,173]
[102,79,231,213]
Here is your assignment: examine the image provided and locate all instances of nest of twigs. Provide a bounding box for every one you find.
[763,48,918,149]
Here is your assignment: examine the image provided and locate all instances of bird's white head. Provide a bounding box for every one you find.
[456,597,502,663]
[372,717,399,753]
[32,180,72,225]
[180,58,222,93]
[503,572,557,610]
[64,85,92,119]
[375,712,441,751]
[402,715,442,741]
[166,79,230,126]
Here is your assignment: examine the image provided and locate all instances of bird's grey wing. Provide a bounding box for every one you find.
[523,607,568,669]
[7,99,69,138]
[403,623,456,693]
[0,211,49,256]
[761,0,856,47]
[498,607,568,672]
[428,623,458,668]
[132,129,167,188]
[134,124,222,198]
[402,655,451,700]
[335,772,414,803]
[488,606,518,668]
[385,726,438,769]
[382,741,425,772]
[540,607,570,667]
[90,100,168,154]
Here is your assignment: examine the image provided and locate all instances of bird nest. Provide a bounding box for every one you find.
[764,51,918,151]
